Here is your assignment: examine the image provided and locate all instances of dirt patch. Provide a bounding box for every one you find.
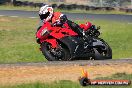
[0,17,14,30]
[0,18,11,22]
[0,63,132,86]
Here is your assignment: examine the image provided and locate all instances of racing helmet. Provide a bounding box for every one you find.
[39,5,53,22]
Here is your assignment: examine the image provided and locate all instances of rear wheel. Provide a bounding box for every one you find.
[41,42,70,61]
[93,38,112,60]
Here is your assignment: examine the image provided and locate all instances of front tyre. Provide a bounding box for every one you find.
[41,42,70,61]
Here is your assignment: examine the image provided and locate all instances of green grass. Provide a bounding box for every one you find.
[0,5,132,15]
[0,16,132,63]
[1,73,132,88]
[0,16,45,63]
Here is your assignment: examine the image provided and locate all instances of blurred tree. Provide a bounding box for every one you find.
[103,0,131,7]
[0,0,11,4]
[89,0,131,7]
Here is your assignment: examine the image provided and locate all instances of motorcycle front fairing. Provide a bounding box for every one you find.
[36,22,83,58]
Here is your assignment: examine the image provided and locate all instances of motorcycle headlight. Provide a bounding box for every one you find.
[41,28,49,36]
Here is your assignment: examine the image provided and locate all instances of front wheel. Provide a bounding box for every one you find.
[41,42,71,61]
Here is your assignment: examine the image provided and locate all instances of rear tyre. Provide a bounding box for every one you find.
[93,38,112,60]
[41,42,70,61]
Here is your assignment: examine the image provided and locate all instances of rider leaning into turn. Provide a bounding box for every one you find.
[36,4,91,43]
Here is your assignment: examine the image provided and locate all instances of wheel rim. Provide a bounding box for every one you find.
[96,47,108,56]
[94,42,112,59]
[46,44,65,60]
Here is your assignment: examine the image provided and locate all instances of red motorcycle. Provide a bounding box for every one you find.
[36,21,112,61]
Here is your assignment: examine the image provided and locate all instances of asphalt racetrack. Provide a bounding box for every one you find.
[0,59,131,67]
[0,10,132,22]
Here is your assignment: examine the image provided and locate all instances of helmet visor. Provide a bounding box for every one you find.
[39,11,50,20]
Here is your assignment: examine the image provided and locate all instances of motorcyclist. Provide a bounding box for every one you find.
[36,5,91,43]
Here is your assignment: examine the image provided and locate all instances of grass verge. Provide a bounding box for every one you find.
[0,16,45,63]
[0,5,132,15]
[0,73,132,88]
[0,16,132,63]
